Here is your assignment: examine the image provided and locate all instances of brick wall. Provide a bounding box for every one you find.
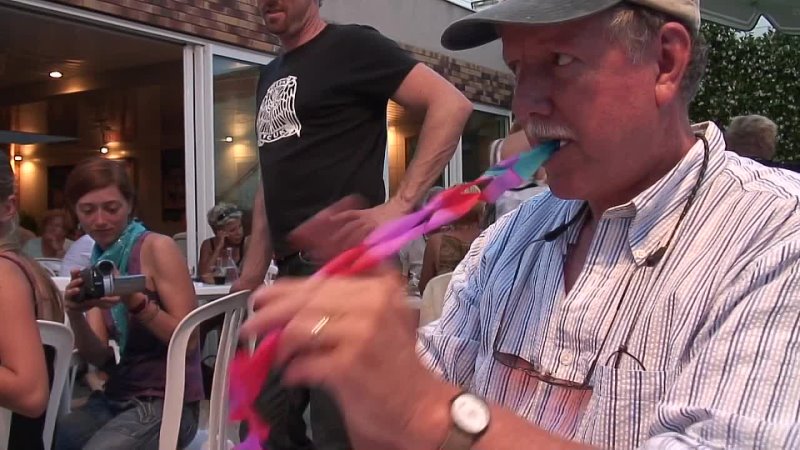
[402,45,514,108]
[47,0,514,108]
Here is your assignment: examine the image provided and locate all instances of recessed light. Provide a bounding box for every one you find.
[13,155,23,161]
[49,71,63,79]
[224,136,234,143]
[100,146,109,154]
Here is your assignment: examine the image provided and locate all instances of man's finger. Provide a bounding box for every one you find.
[288,195,367,247]
[241,279,326,337]
[328,218,372,253]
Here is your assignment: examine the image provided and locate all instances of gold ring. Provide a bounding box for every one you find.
[310,315,330,337]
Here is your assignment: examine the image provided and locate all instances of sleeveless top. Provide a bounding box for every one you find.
[435,235,473,276]
[0,252,54,450]
[207,236,246,267]
[102,232,204,402]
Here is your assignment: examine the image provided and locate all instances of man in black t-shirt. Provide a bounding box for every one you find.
[232,0,473,448]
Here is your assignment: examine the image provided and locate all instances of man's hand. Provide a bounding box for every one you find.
[213,230,228,249]
[230,277,262,293]
[289,196,409,263]
[241,268,451,450]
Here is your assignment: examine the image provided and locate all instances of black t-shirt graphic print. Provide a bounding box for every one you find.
[256,24,418,255]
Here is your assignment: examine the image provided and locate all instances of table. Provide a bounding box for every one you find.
[194,282,232,304]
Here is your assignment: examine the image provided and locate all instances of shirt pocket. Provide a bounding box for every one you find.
[577,365,678,449]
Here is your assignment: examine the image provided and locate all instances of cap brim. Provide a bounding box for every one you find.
[441,0,623,50]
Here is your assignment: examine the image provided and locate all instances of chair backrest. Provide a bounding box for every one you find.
[419,272,453,327]
[159,290,250,450]
[0,315,74,450]
[172,233,188,261]
[0,407,10,450]
[38,320,75,450]
[34,258,62,277]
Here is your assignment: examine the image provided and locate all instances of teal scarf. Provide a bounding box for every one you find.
[90,220,148,356]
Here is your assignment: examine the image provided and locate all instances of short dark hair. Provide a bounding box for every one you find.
[65,157,136,211]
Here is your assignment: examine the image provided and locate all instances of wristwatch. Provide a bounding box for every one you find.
[439,392,491,450]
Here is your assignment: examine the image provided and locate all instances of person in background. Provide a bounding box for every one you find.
[418,185,484,294]
[56,157,200,450]
[232,0,473,448]
[490,123,550,219]
[398,186,444,295]
[197,202,248,283]
[15,221,37,248]
[725,114,779,163]
[23,209,74,259]
[0,153,64,450]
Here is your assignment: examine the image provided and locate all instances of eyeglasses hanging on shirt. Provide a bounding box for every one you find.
[492,134,711,390]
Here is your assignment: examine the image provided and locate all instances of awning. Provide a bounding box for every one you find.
[701,0,800,35]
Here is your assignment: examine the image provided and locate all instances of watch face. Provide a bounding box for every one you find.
[451,393,490,435]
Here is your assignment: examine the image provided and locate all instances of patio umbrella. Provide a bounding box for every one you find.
[701,0,800,35]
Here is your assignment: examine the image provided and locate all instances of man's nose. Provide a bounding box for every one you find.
[512,70,554,119]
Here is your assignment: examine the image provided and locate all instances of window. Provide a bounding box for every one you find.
[460,109,510,182]
[212,56,263,234]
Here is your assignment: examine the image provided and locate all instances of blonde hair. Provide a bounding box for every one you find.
[453,185,485,227]
[0,155,63,322]
[207,203,243,230]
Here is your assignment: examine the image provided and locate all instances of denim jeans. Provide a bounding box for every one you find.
[55,391,199,450]
[253,253,352,450]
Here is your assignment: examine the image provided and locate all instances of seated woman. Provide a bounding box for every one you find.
[0,155,64,450]
[22,209,74,259]
[418,186,485,294]
[197,202,248,283]
[55,157,202,450]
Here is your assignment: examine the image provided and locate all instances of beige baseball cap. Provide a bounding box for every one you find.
[441,0,700,50]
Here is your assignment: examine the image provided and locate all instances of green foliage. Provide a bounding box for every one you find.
[690,22,800,161]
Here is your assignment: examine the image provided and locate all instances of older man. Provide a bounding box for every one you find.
[244,1,800,449]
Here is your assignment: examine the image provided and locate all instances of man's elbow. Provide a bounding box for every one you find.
[450,92,473,125]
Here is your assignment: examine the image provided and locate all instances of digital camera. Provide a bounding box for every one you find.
[75,260,147,302]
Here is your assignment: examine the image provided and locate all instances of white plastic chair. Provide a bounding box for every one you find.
[419,272,453,327]
[159,290,250,450]
[1,321,76,450]
[173,232,188,261]
[0,407,11,450]
[39,321,75,450]
[35,258,62,276]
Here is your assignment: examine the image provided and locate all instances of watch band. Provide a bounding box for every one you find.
[438,391,490,450]
[439,426,476,450]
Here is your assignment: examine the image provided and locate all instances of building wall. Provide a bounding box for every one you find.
[46,0,514,108]
[320,0,508,73]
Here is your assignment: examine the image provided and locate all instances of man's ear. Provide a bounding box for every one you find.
[0,194,18,223]
[654,23,693,107]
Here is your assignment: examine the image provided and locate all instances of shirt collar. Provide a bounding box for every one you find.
[601,122,727,265]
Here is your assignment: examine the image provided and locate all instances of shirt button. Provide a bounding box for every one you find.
[559,350,574,366]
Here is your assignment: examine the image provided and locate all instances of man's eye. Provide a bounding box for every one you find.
[555,53,575,66]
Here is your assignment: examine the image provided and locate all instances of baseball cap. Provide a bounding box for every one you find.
[441,0,700,50]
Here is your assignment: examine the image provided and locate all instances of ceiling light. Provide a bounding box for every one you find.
[49,71,63,79]
[100,146,109,154]
[224,136,234,143]
[13,155,23,161]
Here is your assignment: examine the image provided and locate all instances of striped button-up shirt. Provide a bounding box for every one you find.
[418,123,800,449]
